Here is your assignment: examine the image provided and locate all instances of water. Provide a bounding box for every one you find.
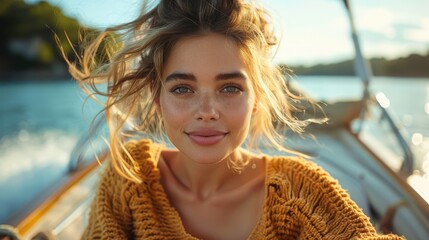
[0,80,102,222]
[294,76,429,135]
[294,76,429,202]
[0,76,428,223]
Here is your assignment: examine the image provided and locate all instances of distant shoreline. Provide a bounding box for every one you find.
[288,72,429,80]
[285,53,429,78]
[1,70,428,82]
[0,71,72,81]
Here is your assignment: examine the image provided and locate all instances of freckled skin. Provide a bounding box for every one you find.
[159,33,256,166]
[156,33,265,240]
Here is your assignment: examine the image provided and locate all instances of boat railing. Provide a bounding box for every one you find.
[342,0,414,178]
[351,92,414,178]
[371,93,414,177]
[51,193,95,237]
[68,112,108,172]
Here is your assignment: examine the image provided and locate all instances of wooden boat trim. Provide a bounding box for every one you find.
[9,154,106,236]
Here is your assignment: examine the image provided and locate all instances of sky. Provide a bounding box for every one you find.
[26,0,429,66]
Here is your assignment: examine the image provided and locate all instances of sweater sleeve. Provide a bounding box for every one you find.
[269,157,405,240]
[81,160,133,240]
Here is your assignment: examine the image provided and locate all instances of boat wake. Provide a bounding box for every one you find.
[0,130,78,223]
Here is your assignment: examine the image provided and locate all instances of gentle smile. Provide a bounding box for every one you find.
[186,130,228,146]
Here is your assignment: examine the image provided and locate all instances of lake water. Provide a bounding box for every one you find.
[0,76,428,223]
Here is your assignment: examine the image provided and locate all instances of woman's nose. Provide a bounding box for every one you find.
[194,93,220,121]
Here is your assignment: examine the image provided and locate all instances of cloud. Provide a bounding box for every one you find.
[356,5,429,43]
[361,40,428,59]
[406,29,429,42]
[274,30,353,65]
[404,18,429,42]
[355,7,396,39]
[350,4,429,61]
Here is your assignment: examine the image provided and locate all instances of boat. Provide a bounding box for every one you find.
[1,0,429,239]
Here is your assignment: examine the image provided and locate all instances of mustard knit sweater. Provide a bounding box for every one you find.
[82,139,403,239]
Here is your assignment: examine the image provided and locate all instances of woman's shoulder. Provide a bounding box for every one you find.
[124,138,162,161]
[264,155,346,203]
[266,155,333,183]
[122,138,164,181]
[263,155,404,240]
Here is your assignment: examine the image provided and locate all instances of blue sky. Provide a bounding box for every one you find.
[26,0,429,66]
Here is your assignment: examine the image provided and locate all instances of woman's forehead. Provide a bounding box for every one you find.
[162,33,248,78]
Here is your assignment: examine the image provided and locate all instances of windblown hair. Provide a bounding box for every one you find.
[63,0,324,183]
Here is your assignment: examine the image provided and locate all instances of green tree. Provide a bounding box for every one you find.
[285,52,429,78]
[0,0,92,74]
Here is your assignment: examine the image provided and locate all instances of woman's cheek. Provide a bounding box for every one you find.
[161,96,192,122]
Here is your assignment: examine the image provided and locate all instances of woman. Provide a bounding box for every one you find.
[66,0,404,239]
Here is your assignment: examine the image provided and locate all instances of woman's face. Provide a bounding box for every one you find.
[158,33,256,165]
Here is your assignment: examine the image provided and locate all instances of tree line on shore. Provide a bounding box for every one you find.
[285,52,429,78]
[0,0,99,79]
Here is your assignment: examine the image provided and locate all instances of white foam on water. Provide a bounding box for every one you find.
[0,130,79,222]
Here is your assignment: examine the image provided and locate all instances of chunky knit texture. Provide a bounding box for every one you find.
[82,139,404,239]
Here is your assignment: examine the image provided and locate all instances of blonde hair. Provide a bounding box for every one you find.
[62,0,324,183]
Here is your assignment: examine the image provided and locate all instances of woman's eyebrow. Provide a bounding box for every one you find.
[165,72,196,82]
[216,71,247,81]
[165,71,247,82]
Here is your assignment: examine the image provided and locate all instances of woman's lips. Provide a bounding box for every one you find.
[186,129,227,146]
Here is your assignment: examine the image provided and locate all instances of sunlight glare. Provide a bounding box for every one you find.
[424,102,429,114]
[408,173,429,203]
[422,153,429,173]
[412,133,423,146]
[376,92,390,108]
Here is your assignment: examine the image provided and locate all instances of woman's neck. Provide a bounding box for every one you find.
[161,148,254,202]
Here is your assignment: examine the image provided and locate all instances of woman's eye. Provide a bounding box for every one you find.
[221,85,241,93]
[171,86,192,94]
